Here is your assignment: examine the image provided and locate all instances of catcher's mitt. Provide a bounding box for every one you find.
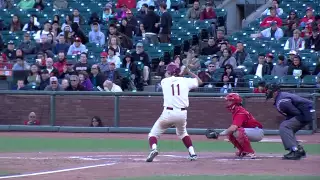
[205,128,219,139]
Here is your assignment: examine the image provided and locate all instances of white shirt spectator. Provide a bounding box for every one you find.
[22,21,40,31]
[284,37,305,51]
[33,30,50,42]
[107,55,121,68]
[104,83,123,92]
[255,64,263,78]
[136,0,155,10]
[260,27,284,40]
[262,8,283,16]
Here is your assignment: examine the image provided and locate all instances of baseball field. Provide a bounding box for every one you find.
[0,132,319,180]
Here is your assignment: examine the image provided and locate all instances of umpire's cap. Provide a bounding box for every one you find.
[265,83,280,100]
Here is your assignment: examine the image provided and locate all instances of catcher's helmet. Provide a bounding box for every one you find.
[225,93,242,110]
[265,83,280,100]
[165,62,181,76]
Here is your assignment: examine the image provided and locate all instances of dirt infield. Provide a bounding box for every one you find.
[0,132,320,180]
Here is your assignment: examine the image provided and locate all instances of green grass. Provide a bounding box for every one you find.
[0,172,11,176]
[0,137,320,154]
[111,175,320,180]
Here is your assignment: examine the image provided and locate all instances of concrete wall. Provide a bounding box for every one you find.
[0,95,319,130]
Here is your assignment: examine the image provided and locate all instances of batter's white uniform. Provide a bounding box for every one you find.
[148,76,199,139]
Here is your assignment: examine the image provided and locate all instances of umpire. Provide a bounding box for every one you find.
[266,83,315,160]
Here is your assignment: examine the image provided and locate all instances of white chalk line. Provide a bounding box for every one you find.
[0,162,117,179]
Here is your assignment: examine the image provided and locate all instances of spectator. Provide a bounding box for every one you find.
[60,25,73,44]
[36,34,54,57]
[201,37,219,55]
[37,69,50,90]
[220,64,236,87]
[17,0,35,10]
[0,0,14,9]
[120,18,135,39]
[90,116,103,127]
[305,27,320,51]
[233,41,250,66]
[225,40,236,53]
[287,55,310,78]
[260,7,282,28]
[200,1,216,36]
[136,3,148,21]
[14,79,28,90]
[78,71,94,91]
[19,32,37,55]
[35,51,46,67]
[285,11,299,27]
[286,50,297,66]
[131,42,150,85]
[116,4,128,21]
[73,52,91,74]
[70,9,85,25]
[271,54,288,77]
[89,22,106,46]
[121,53,138,90]
[284,22,299,37]
[71,22,88,44]
[186,1,201,20]
[266,53,274,72]
[218,48,237,68]
[51,21,62,40]
[198,62,218,87]
[26,64,41,87]
[16,49,24,59]
[107,48,121,68]
[143,5,160,34]
[47,33,56,47]
[104,62,122,86]
[33,21,51,42]
[117,0,136,9]
[59,63,75,79]
[137,23,146,38]
[9,15,23,32]
[256,21,284,40]
[250,53,270,78]
[13,58,30,70]
[137,0,154,10]
[98,51,109,73]
[215,29,226,44]
[67,37,87,55]
[156,60,166,79]
[102,3,115,23]
[45,58,59,77]
[182,49,200,71]
[154,0,171,10]
[253,81,267,93]
[61,78,69,90]
[284,29,305,51]
[173,55,186,75]
[262,0,283,16]
[103,80,123,92]
[312,57,320,75]
[53,52,67,75]
[44,76,64,91]
[125,10,138,36]
[300,7,315,33]
[66,74,86,91]
[53,34,70,55]
[106,36,123,56]
[53,0,68,10]
[88,12,102,26]
[61,15,73,33]
[3,40,16,61]
[205,54,219,68]
[33,0,44,10]
[24,112,40,125]
[90,64,105,90]
[156,3,172,43]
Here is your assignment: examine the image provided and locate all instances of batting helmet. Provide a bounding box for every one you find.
[225,93,242,110]
[265,83,280,100]
[165,62,181,76]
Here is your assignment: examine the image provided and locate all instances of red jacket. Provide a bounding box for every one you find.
[200,8,217,20]
[260,16,282,27]
[300,16,315,32]
[232,106,263,129]
[253,88,266,93]
[24,120,40,125]
[116,0,136,9]
[54,60,67,75]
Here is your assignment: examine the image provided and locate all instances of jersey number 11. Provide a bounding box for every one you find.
[171,84,180,96]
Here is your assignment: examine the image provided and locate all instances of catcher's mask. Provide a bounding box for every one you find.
[165,62,181,77]
[265,83,280,100]
[225,93,242,111]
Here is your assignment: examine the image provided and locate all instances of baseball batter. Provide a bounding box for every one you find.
[146,63,203,162]
[219,93,264,159]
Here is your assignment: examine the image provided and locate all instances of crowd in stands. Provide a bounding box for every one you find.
[0,0,319,93]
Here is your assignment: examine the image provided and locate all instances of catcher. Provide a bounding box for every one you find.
[206,93,264,158]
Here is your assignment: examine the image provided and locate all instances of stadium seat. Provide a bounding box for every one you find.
[117,68,131,79]
[301,75,317,88]
[243,75,261,87]
[279,75,300,87]
[263,75,280,84]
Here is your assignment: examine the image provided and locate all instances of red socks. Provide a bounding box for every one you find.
[148,136,158,149]
[182,136,193,148]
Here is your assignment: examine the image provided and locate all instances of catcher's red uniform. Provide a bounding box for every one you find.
[229,106,263,154]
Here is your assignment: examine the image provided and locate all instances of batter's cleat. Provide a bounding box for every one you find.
[245,153,256,159]
[188,154,198,161]
[235,151,247,157]
[146,149,158,162]
[282,151,302,160]
[298,145,306,158]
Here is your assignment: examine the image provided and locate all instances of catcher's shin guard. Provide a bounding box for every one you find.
[228,134,243,154]
[235,128,254,153]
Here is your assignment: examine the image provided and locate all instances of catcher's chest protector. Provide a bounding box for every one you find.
[232,107,256,127]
